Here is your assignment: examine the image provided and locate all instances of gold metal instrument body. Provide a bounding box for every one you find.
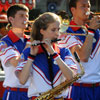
[59,23,88,36]
[34,60,84,100]
[91,12,100,15]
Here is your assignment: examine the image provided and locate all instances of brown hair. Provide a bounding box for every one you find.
[7,4,29,18]
[7,4,29,26]
[31,12,61,41]
[69,0,90,14]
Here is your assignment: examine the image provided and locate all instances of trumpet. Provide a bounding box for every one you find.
[60,32,86,36]
[60,11,100,35]
[61,23,88,32]
[24,20,34,25]
[85,11,100,16]
[85,11,100,23]
[59,23,88,36]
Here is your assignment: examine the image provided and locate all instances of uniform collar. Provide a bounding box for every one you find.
[70,20,89,31]
[38,43,60,54]
[8,30,29,43]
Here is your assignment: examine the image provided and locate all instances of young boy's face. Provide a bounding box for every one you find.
[72,0,91,21]
[10,10,29,29]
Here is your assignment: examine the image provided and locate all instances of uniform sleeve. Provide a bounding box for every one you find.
[16,57,27,71]
[0,41,20,66]
[64,48,77,70]
[15,47,30,75]
[58,35,80,49]
[15,57,27,77]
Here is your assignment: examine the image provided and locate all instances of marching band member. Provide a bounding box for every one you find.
[15,12,77,100]
[0,4,30,100]
[58,0,100,100]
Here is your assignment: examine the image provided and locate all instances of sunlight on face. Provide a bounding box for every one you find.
[42,21,61,40]
[73,0,91,20]
[11,10,29,29]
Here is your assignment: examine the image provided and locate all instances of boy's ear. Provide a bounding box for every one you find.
[70,7,75,14]
[8,16,14,24]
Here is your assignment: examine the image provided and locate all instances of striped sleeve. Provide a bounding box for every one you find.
[58,35,80,49]
[15,59,27,77]
[64,48,77,70]
[15,48,29,75]
[16,60,27,71]
[0,41,20,65]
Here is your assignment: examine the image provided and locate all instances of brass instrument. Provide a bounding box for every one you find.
[59,23,88,36]
[90,12,100,16]
[60,11,100,36]
[62,23,88,31]
[60,32,86,36]
[85,11,100,16]
[24,20,34,25]
[34,52,85,100]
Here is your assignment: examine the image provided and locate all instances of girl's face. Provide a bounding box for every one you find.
[41,21,60,40]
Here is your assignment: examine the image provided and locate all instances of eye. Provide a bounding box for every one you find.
[81,5,86,8]
[26,14,29,18]
[20,14,29,18]
[20,14,24,17]
[58,28,60,31]
[51,28,56,32]
[87,5,91,8]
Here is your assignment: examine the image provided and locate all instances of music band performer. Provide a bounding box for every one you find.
[0,4,30,100]
[58,0,100,100]
[15,12,78,100]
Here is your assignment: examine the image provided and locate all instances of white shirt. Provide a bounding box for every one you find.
[58,30,100,83]
[0,41,29,88]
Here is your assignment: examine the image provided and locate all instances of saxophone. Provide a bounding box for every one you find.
[34,52,85,100]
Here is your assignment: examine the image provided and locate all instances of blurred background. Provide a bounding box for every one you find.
[0,0,100,36]
[30,0,100,21]
[35,0,100,16]
[0,0,100,20]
